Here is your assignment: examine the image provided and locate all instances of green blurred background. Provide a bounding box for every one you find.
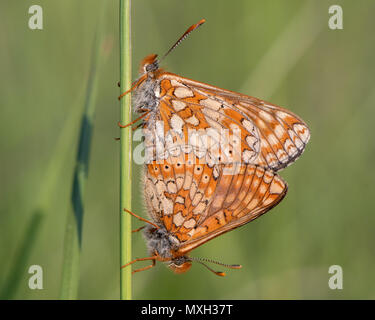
[1,0,374,299]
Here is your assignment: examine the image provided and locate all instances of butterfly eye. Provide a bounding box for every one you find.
[145,62,158,73]
[144,64,151,72]
[169,257,192,274]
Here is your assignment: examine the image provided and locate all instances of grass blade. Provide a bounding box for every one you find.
[0,210,43,299]
[59,4,108,300]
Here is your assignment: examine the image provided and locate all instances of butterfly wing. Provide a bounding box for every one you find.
[144,160,287,255]
[178,164,287,254]
[155,72,310,171]
[144,154,221,233]
[141,71,300,254]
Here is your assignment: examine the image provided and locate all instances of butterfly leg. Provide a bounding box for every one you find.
[121,255,157,269]
[131,123,144,131]
[131,259,156,274]
[118,111,150,129]
[132,226,145,233]
[123,208,160,229]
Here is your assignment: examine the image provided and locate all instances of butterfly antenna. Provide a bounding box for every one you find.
[194,260,226,277]
[159,18,206,63]
[190,257,242,277]
[192,257,242,269]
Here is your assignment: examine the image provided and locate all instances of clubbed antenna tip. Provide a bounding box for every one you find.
[159,18,206,62]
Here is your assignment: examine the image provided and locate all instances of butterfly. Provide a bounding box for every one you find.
[123,162,287,276]
[119,18,310,172]
[119,19,310,275]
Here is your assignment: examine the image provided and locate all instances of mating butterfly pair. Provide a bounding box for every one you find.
[120,19,310,276]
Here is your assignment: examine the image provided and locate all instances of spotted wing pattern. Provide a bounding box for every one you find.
[144,73,310,171]
[144,160,287,254]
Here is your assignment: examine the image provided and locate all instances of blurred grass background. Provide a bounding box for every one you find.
[1,0,374,299]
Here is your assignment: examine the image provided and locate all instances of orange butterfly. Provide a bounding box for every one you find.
[123,163,287,276]
[120,19,309,275]
[120,19,310,172]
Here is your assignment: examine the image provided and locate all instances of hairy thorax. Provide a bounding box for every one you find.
[143,225,179,259]
[143,225,192,273]
[132,77,160,114]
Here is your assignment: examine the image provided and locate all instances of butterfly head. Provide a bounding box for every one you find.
[168,256,192,274]
[119,19,205,101]
[140,54,159,75]
[138,19,206,76]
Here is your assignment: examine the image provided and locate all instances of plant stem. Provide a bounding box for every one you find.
[119,0,132,300]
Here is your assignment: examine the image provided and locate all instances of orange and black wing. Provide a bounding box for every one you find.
[178,164,288,254]
[153,73,310,171]
[144,160,287,254]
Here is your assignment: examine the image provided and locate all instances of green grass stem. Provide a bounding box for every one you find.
[119,0,133,300]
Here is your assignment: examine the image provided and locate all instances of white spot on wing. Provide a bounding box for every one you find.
[263,171,274,184]
[176,196,185,204]
[173,211,184,226]
[174,87,194,98]
[200,98,221,110]
[171,99,187,111]
[293,123,310,144]
[255,167,265,178]
[270,178,284,194]
[171,114,184,135]
[170,79,186,87]
[294,138,304,150]
[246,135,259,152]
[276,111,289,121]
[274,124,285,139]
[243,149,257,163]
[259,110,274,122]
[162,198,173,215]
[167,181,177,194]
[259,184,267,196]
[277,149,289,163]
[242,119,257,136]
[185,115,200,126]
[284,139,298,157]
[183,218,196,229]
[193,202,207,215]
